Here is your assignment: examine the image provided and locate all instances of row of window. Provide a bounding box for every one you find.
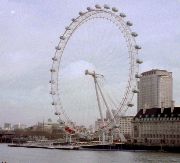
[135,117,180,121]
[142,139,180,145]
[141,134,180,139]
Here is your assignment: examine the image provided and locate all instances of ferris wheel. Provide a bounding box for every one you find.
[50,4,142,139]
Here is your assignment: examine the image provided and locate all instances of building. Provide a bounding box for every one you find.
[30,120,60,133]
[132,107,180,146]
[117,116,133,139]
[94,118,109,131]
[106,110,133,139]
[13,123,27,130]
[4,123,11,130]
[138,69,173,112]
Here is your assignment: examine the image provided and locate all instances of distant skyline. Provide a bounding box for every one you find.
[0,0,180,125]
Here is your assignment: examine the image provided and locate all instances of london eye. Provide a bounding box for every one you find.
[50,4,142,143]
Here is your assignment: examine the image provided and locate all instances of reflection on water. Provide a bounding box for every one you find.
[0,144,180,163]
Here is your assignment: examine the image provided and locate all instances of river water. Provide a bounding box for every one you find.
[0,144,180,163]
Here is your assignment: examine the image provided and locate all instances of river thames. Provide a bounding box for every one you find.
[0,144,180,163]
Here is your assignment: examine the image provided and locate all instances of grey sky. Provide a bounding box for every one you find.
[0,0,180,126]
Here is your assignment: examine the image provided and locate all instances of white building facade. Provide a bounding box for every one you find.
[132,107,180,146]
[117,116,133,139]
[106,110,133,139]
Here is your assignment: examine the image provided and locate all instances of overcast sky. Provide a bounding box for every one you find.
[0,0,180,126]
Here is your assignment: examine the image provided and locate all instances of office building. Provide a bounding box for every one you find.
[138,69,173,112]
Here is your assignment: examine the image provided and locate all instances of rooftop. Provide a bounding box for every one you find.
[141,69,172,76]
[135,107,180,119]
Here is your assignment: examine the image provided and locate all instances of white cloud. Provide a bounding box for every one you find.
[10,10,15,14]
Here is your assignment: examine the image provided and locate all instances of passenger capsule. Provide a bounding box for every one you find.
[135,45,142,50]
[95,4,101,9]
[120,13,126,17]
[71,18,77,22]
[135,74,141,78]
[60,36,65,40]
[112,7,118,12]
[49,80,55,84]
[52,102,57,105]
[104,4,110,9]
[55,46,61,50]
[132,89,139,93]
[58,119,65,124]
[50,91,55,95]
[65,26,71,30]
[50,69,55,72]
[136,59,143,64]
[131,32,138,37]
[55,112,61,115]
[79,11,84,16]
[126,21,133,26]
[87,7,93,11]
[52,57,57,61]
[127,103,134,107]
